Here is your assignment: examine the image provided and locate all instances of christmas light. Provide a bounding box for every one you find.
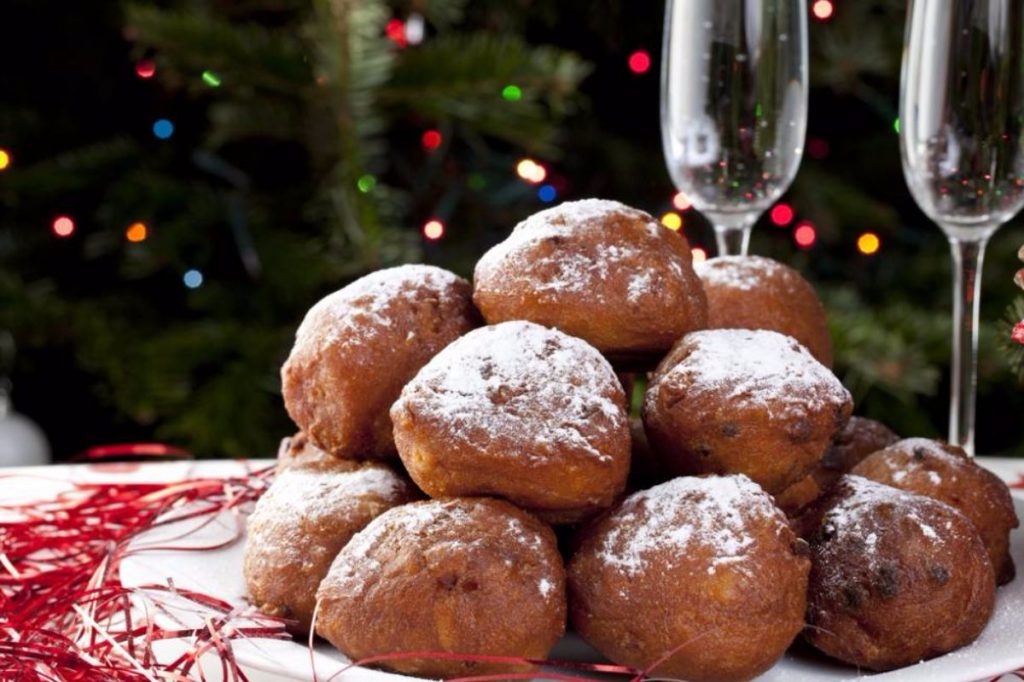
[502,85,523,101]
[807,138,830,159]
[0,148,10,171]
[893,118,901,134]
[422,129,442,151]
[152,119,174,139]
[386,19,407,47]
[628,50,652,75]
[812,0,834,20]
[405,13,425,45]
[356,174,377,193]
[1013,321,1024,345]
[538,184,557,202]
[135,59,156,79]
[125,222,148,243]
[770,203,795,226]
[857,232,881,255]
[52,215,75,238]
[202,70,222,87]
[516,158,547,184]
[794,221,817,249]
[423,219,444,240]
[661,212,683,231]
[672,192,692,211]
[183,269,204,289]
[691,247,708,264]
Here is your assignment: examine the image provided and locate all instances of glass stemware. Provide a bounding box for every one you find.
[660,0,808,256]
[900,0,1024,454]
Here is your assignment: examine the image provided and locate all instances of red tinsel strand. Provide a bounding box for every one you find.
[0,466,282,680]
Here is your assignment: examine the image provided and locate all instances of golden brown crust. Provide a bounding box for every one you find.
[775,416,899,516]
[568,475,810,682]
[280,265,479,460]
[644,329,852,495]
[804,476,996,671]
[315,497,566,678]
[851,438,1019,585]
[696,255,833,367]
[391,321,631,517]
[473,199,707,367]
[243,461,418,633]
[274,431,347,474]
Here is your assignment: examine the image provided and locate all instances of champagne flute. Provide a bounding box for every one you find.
[661,0,808,256]
[900,0,1024,454]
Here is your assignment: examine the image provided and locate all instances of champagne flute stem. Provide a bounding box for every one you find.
[711,215,757,256]
[947,235,989,456]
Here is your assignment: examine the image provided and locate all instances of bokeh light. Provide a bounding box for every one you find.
[135,59,156,79]
[502,85,523,101]
[183,269,204,288]
[386,19,407,47]
[661,212,683,231]
[628,50,652,74]
[356,174,377,193]
[421,129,442,151]
[807,137,830,159]
[202,70,222,87]
[893,118,901,134]
[152,119,174,139]
[812,0,834,20]
[0,148,11,171]
[516,158,547,184]
[537,184,557,202]
[423,219,445,240]
[794,221,817,249]
[672,192,692,211]
[857,232,881,255]
[691,247,708,264]
[52,215,75,238]
[770,203,795,226]
[125,222,148,243]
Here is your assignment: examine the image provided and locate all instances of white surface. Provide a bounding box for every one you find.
[4,458,1024,681]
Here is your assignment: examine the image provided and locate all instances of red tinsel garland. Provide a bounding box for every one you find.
[0,467,291,680]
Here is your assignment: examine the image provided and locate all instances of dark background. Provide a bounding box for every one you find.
[2,0,1023,460]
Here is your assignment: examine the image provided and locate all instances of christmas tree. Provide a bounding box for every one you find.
[1,0,1022,458]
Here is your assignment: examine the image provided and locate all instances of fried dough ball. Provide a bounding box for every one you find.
[316,497,566,678]
[804,475,995,671]
[274,431,340,473]
[851,438,1019,585]
[281,265,479,460]
[243,461,417,633]
[696,255,833,366]
[391,321,630,520]
[569,475,810,682]
[775,416,899,515]
[473,199,707,368]
[644,329,852,495]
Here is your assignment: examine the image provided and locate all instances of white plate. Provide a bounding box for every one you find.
[121,498,1024,682]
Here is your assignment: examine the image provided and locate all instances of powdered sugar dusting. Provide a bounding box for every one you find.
[538,578,554,598]
[295,264,464,352]
[658,329,849,420]
[474,199,679,298]
[596,474,784,577]
[695,255,790,292]
[262,466,406,520]
[394,321,626,462]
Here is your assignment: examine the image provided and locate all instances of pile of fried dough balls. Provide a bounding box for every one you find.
[243,199,1018,681]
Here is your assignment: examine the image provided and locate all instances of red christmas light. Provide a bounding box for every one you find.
[794,221,817,249]
[770,203,795,226]
[386,18,407,47]
[628,50,652,75]
[135,59,156,79]
[422,129,443,151]
[52,215,75,238]
[1013,321,1024,345]
[423,219,445,240]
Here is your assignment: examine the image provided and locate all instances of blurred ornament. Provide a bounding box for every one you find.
[405,13,425,45]
[0,334,50,467]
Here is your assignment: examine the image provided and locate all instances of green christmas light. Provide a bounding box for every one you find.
[502,85,523,101]
[202,70,222,87]
[357,174,377,193]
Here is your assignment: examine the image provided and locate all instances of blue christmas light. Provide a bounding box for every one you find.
[537,184,557,202]
[153,119,175,139]
[183,269,204,288]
